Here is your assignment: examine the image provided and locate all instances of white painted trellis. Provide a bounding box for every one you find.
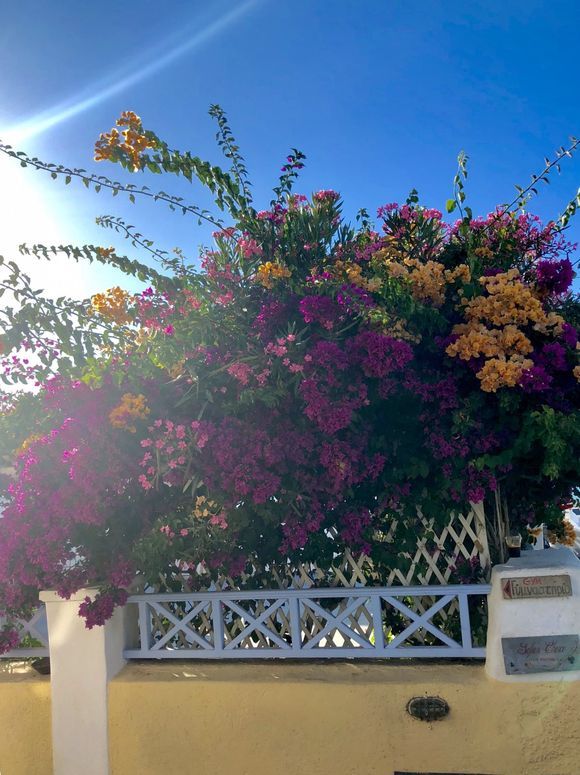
[155,505,491,593]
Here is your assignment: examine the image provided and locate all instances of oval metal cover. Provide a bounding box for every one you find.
[406,696,449,721]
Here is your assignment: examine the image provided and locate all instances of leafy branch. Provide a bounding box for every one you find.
[0,256,132,382]
[18,242,174,290]
[208,104,253,208]
[446,138,580,239]
[96,215,171,268]
[446,151,471,221]
[509,136,580,216]
[0,142,225,229]
[558,186,580,231]
[119,126,249,218]
[272,149,306,204]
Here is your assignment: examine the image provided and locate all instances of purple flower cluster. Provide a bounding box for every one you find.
[0,626,20,652]
[537,342,568,371]
[520,365,553,393]
[404,373,459,411]
[299,295,343,330]
[462,466,497,504]
[535,258,574,296]
[339,510,373,554]
[79,589,129,629]
[561,323,578,349]
[347,330,413,378]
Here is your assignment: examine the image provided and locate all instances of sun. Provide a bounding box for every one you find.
[0,149,88,298]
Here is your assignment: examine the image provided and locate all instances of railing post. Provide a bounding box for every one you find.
[212,597,224,654]
[40,588,135,775]
[370,593,385,654]
[289,595,302,653]
[458,591,473,652]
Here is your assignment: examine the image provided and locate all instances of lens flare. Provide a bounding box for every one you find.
[2,0,260,144]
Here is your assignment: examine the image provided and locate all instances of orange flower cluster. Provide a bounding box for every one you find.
[109,393,150,433]
[383,259,408,280]
[446,270,564,392]
[255,261,292,289]
[384,318,421,343]
[89,286,131,325]
[94,111,157,171]
[447,324,533,361]
[548,519,577,548]
[333,260,383,292]
[95,246,115,259]
[378,252,471,308]
[409,261,471,307]
[474,356,534,392]
[465,270,549,327]
[473,246,494,260]
[192,495,220,520]
[16,433,42,457]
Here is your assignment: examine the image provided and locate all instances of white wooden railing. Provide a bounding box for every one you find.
[125,584,490,660]
[0,607,49,658]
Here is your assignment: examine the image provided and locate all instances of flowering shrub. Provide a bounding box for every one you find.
[0,109,578,644]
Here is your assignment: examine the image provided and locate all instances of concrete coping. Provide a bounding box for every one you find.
[40,587,100,604]
[492,547,580,575]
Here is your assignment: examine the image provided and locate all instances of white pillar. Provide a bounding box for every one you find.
[40,589,133,775]
[485,548,580,682]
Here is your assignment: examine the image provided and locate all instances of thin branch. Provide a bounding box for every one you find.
[488,137,580,231]
[0,143,225,230]
[95,215,171,267]
[208,104,253,206]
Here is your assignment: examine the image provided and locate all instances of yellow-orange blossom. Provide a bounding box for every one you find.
[94,111,157,171]
[89,286,131,325]
[446,270,564,392]
[109,393,150,433]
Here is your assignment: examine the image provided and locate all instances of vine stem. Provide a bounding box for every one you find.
[483,137,580,234]
[0,144,225,231]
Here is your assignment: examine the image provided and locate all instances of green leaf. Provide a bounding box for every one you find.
[446,199,457,213]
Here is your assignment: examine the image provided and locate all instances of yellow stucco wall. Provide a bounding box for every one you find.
[0,664,52,775]
[109,661,580,775]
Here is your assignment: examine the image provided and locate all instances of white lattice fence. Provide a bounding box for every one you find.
[154,505,490,593]
[381,503,490,586]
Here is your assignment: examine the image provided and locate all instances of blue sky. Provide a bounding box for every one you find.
[1,0,580,297]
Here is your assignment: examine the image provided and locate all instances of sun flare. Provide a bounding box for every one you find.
[0,151,88,298]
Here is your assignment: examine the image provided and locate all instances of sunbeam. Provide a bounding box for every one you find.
[2,0,261,144]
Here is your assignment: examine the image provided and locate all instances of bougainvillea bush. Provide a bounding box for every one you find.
[0,109,579,644]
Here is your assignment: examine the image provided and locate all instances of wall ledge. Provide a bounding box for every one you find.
[112,660,488,685]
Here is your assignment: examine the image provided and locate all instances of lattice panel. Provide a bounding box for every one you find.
[222,598,291,650]
[379,504,490,586]
[299,595,375,650]
[144,599,215,652]
[154,505,490,594]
